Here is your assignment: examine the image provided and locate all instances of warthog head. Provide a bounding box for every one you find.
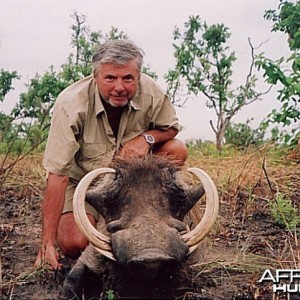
[64,155,219,299]
[74,156,218,270]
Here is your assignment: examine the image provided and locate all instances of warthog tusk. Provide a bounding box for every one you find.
[74,166,219,260]
[181,168,219,253]
[73,168,116,261]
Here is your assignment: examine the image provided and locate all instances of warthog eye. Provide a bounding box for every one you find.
[106,220,124,233]
[166,218,187,233]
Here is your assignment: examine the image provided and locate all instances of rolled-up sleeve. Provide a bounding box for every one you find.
[150,95,180,131]
[43,101,81,176]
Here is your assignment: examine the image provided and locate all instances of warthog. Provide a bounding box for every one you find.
[63,156,219,299]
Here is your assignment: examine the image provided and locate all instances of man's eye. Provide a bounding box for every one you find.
[105,76,115,81]
[124,76,134,83]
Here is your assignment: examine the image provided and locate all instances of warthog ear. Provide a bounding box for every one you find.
[183,185,205,213]
[85,175,121,217]
[167,171,205,220]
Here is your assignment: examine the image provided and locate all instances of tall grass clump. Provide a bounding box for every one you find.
[269,194,300,231]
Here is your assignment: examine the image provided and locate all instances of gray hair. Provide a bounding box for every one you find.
[92,40,144,76]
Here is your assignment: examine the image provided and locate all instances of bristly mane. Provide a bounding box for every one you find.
[111,155,181,175]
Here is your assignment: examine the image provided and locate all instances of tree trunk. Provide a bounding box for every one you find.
[215,126,226,151]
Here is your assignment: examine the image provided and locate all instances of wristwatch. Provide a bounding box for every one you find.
[140,133,155,147]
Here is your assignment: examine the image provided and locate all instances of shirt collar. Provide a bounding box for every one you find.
[94,81,105,116]
[129,97,141,111]
[127,80,142,111]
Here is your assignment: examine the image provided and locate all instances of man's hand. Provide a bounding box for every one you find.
[35,242,62,270]
[118,135,151,159]
[34,173,68,270]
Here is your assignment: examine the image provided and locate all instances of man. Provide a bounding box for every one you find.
[35,40,188,270]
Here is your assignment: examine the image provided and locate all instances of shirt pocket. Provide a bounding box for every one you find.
[77,143,108,172]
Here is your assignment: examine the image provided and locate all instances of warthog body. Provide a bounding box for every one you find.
[63,156,218,299]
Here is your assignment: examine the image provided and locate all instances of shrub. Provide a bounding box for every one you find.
[269,194,300,231]
[224,121,265,149]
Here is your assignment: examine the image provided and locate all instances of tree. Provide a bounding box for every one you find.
[0,69,19,143]
[255,0,300,146]
[63,12,128,82]
[165,16,270,150]
[0,69,19,102]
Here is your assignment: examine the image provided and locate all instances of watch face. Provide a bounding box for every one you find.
[144,134,155,145]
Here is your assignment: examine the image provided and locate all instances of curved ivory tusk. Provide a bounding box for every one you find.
[181,168,219,253]
[73,168,116,261]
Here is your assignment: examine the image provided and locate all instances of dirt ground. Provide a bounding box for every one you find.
[0,149,300,300]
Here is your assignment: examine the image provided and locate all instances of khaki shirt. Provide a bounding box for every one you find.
[43,74,180,181]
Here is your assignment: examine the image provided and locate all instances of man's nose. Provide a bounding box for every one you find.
[114,79,125,93]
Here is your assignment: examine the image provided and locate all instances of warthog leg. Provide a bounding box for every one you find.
[63,245,106,299]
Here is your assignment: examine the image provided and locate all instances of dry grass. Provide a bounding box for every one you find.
[186,144,299,214]
[1,144,297,196]
[0,153,45,196]
[0,144,299,299]
[185,144,300,290]
[187,144,297,190]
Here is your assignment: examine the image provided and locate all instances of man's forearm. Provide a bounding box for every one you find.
[145,127,178,144]
[41,173,69,246]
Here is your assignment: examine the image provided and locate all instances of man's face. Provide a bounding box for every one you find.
[94,60,140,108]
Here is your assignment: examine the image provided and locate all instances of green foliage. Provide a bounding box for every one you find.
[255,1,300,146]
[0,69,20,144]
[264,0,300,51]
[0,69,19,102]
[142,64,158,80]
[0,67,66,154]
[186,139,237,157]
[269,194,300,230]
[0,112,13,142]
[12,67,68,126]
[224,120,266,149]
[66,13,128,81]
[0,122,47,154]
[106,290,116,300]
[255,53,300,145]
[166,15,266,150]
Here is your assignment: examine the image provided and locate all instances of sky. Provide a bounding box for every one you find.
[0,0,292,142]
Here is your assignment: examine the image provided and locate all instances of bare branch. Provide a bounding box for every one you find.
[209,120,217,133]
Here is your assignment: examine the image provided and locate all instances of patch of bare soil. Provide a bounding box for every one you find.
[0,150,300,299]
